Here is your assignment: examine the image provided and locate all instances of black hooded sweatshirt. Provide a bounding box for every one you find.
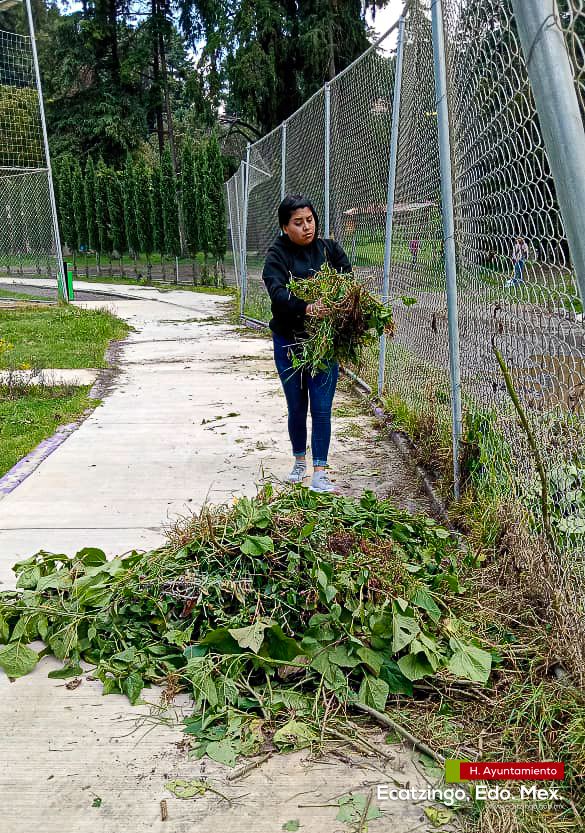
[261,234,352,337]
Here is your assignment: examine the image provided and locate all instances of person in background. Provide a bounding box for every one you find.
[409,237,420,266]
[512,236,529,285]
[262,194,352,493]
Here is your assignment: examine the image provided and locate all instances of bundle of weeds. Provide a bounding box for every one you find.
[0,486,495,767]
[289,263,395,375]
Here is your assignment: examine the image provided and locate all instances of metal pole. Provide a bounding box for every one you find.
[378,16,405,398]
[324,83,331,238]
[431,0,463,499]
[226,183,240,290]
[240,146,251,316]
[512,0,585,303]
[24,0,68,302]
[281,123,287,202]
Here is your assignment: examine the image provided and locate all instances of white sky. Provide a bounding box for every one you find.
[366,0,405,50]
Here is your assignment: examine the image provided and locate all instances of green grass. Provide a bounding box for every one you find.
[0,287,51,302]
[0,384,93,476]
[0,305,130,370]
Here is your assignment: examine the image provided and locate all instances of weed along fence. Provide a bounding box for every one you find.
[0,10,67,299]
[226,0,585,682]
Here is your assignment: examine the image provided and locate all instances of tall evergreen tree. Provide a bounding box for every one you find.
[123,157,141,257]
[134,160,155,267]
[206,133,226,261]
[84,157,99,252]
[95,158,112,255]
[161,145,181,256]
[107,169,127,255]
[71,158,87,252]
[181,139,199,256]
[195,141,212,257]
[57,157,77,252]
[150,162,165,255]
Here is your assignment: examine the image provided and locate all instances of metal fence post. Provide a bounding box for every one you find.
[281,123,287,202]
[431,0,463,499]
[378,16,406,398]
[512,0,585,303]
[24,0,67,301]
[324,83,331,238]
[240,146,251,316]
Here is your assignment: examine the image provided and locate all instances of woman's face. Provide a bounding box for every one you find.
[283,207,315,245]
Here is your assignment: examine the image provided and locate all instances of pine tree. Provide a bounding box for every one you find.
[161,145,180,257]
[57,157,77,253]
[150,163,165,256]
[134,160,154,270]
[181,139,199,257]
[195,141,212,258]
[206,133,226,261]
[107,169,126,256]
[84,158,99,253]
[71,159,87,252]
[95,158,112,256]
[123,157,140,257]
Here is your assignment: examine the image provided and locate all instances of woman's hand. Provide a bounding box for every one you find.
[306,299,328,319]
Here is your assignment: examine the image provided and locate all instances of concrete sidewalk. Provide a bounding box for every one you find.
[0,285,443,833]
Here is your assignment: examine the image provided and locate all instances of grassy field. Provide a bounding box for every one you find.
[0,383,92,475]
[0,287,51,302]
[0,305,129,370]
[72,275,236,296]
[0,305,130,478]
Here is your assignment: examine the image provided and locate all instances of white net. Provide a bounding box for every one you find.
[0,26,62,296]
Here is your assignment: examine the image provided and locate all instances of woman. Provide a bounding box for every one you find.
[262,194,352,493]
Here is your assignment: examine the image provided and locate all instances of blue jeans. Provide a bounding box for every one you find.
[272,332,338,467]
[513,260,525,284]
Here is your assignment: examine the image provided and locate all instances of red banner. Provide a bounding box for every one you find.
[459,762,564,781]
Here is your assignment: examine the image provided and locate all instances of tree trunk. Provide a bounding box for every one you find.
[152,0,164,155]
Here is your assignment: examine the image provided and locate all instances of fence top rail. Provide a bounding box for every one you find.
[0,27,29,41]
[243,4,410,156]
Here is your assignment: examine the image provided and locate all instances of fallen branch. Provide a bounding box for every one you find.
[226,753,272,781]
[352,703,445,765]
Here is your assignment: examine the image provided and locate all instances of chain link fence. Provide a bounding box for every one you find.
[0,23,64,298]
[226,1,585,677]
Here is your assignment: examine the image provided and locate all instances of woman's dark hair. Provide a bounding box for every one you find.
[278,194,319,236]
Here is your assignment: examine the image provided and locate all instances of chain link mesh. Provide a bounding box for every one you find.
[225,2,585,674]
[0,27,60,295]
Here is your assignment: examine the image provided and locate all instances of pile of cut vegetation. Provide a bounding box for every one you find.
[0,487,492,763]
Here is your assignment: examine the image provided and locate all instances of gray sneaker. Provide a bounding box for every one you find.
[310,471,339,493]
[286,460,307,483]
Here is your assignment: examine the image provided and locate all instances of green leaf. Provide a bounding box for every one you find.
[327,644,360,668]
[300,521,315,539]
[392,611,420,653]
[261,625,303,662]
[0,642,39,677]
[198,627,241,654]
[273,719,316,751]
[121,672,144,705]
[380,659,414,696]
[282,821,301,831]
[397,652,433,681]
[424,806,453,826]
[410,587,441,623]
[206,738,238,767]
[48,663,83,679]
[240,535,274,556]
[336,794,382,824]
[358,674,389,711]
[75,548,107,567]
[0,615,9,643]
[92,797,102,808]
[228,619,273,654]
[357,646,384,676]
[36,572,72,593]
[447,639,492,683]
[16,566,40,590]
[165,779,208,799]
